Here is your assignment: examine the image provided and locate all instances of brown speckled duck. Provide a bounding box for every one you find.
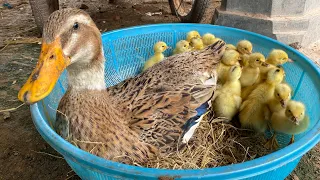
[18,8,225,164]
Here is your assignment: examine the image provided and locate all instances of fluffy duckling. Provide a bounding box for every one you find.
[186,30,201,42]
[268,83,292,113]
[202,33,216,46]
[239,67,285,132]
[237,40,253,55]
[266,100,309,149]
[240,53,268,87]
[190,37,204,50]
[266,49,293,66]
[226,44,237,50]
[143,41,168,71]
[212,65,242,120]
[217,50,240,84]
[173,40,191,55]
[260,49,292,81]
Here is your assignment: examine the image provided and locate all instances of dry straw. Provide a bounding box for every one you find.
[144,114,273,169]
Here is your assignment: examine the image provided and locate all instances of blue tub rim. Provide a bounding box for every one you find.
[30,23,320,178]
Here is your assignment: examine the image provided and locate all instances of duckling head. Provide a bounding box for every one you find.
[175,40,190,52]
[248,53,268,68]
[18,8,105,104]
[227,65,242,81]
[221,49,240,65]
[202,33,216,46]
[285,100,306,125]
[266,67,285,84]
[274,83,292,108]
[154,41,169,53]
[237,40,253,55]
[190,37,204,50]
[267,49,292,66]
[186,30,201,42]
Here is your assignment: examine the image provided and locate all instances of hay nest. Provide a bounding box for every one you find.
[145,115,273,169]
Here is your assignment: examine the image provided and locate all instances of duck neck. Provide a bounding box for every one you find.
[67,51,106,91]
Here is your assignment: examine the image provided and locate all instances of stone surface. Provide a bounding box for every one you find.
[226,0,272,16]
[214,0,320,46]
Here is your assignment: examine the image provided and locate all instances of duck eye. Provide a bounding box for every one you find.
[288,110,291,113]
[162,45,165,48]
[184,45,186,47]
[275,69,280,72]
[256,59,259,61]
[277,93,280,96]
[73,22,79,30]
[244,48,247,50]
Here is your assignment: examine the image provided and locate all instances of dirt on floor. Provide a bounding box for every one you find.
[0,0,319,180]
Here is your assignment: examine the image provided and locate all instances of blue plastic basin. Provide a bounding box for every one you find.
[30,24,320,179]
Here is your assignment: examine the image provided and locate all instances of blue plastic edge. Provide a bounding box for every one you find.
[30,23,320,179]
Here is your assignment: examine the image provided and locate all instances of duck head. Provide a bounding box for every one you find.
[267,49,293,66]
[274,83,292,108]
[154,41,169,53]
[285,100,306,125]
[237,40,252,55]
[18,8,105,104]
[221,49,240,66]
[186,30,201,42]
[248,52,268,68]
[175,40,190,52]
[266,67,285,85]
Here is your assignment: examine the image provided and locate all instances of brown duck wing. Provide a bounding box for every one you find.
[107,41,225,152]
[128,83,215,152]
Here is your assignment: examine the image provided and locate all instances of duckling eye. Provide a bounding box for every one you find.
[73,22,79,30]
[275,69,280,72]
[256,59,259,62]
[162,45,165,48]
[288,110,292,113]
[244,48,247,50]
[184,45,186,47]
[277,93,280,96]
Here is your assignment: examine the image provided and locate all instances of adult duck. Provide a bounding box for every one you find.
[18,8,225,164]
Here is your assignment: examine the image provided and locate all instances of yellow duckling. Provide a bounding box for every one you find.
[212,65,242,120]
[226,44,237,50]
[240,53,268,87]
[268,83,292,114]
[186,30,201,42]
[266,49,293,66]
[202,33,216,46]
[266,100,309,149]
[260,49,292,81]
[190,37,204,50]
[239,54,250,67]
[239,67,285,132]
[173,40,191,55]
[217,49,240,84]
[237,40,253,55]
[143,41,168,71]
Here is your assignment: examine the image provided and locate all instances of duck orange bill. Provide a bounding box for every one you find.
[18,38,70,104]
